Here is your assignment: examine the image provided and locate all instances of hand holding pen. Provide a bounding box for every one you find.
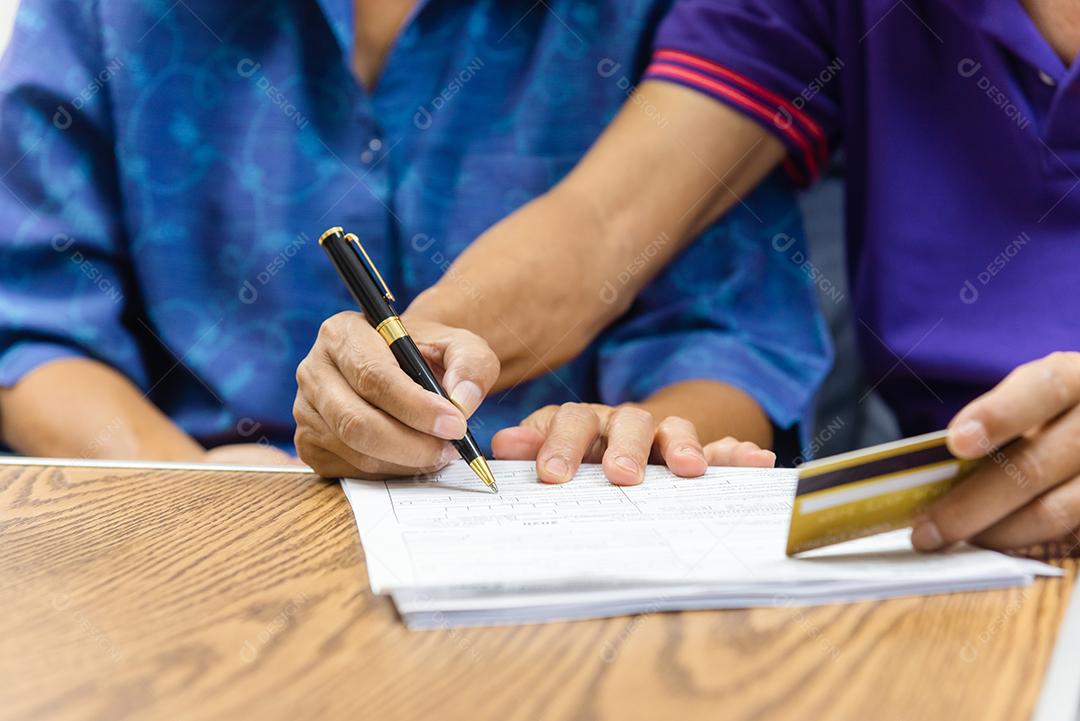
[292,228,499,489]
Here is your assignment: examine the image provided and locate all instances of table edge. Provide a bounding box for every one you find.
[1033,573,1080,721]
[0,455,315,474]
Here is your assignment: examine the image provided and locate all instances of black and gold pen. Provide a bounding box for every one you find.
[318,226,498,493]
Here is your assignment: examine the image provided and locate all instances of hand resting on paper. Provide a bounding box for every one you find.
[492,401,776,486]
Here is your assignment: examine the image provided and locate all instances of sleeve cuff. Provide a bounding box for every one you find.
[644,49,830,185]
[0,340,89,388]
[598,332,828,432]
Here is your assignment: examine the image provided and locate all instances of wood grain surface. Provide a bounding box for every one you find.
[1,463,1075,721]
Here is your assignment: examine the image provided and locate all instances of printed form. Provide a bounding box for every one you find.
[341,461,1058,628]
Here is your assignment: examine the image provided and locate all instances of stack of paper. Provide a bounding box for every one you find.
[341,461,1058,629]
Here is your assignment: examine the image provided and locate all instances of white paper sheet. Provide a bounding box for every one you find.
[341,461,1059,628]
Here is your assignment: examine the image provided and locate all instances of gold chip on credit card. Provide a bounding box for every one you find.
[786,431,978,556]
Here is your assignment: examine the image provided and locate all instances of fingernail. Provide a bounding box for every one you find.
[953,419,988,450]
[449,380,484,416]
[753,450,777,466]
[433,413,466,440]
[439,446,458,465]
[614,455,639,474]
[544,456,570,481]
[911,517,945,551]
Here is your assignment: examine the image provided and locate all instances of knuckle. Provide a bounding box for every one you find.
[556,403,597,427]
[1046,350,1080,368]
[318,315,341,342]
[552,406,583,427]
[1045,351,1080,403]
[1009,447,1047,489]
[707,436,739,455]
[658,415,692,433]
[1032,494,1075,535]
[529,405,560,421]
[295,360,314,394]
[547,407,596,443]
[293,403,318,434]
[614,405,653,425]
[335,412,369,448]
[294,429,326,468]
[353,360,389,397]
[521,405,559,429]
[319,312,364,347]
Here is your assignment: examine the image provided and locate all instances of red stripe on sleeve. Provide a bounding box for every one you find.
[654,50,828,164]
[645,62,820,181]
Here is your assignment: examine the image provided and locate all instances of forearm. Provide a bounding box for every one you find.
[410,82,783,387]
[0,357,204,460]
[560,81,785,259]
[638,379,774,450]
[406,187,615,388]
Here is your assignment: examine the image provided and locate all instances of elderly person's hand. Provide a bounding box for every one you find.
[293,312,499,479]
[493,402,775,485]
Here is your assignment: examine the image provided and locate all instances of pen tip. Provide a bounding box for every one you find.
[468,457,499,494]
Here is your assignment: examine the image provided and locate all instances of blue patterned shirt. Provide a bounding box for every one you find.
[0,0,831,452]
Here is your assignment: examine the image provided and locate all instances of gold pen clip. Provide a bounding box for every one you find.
[343,232,396,303]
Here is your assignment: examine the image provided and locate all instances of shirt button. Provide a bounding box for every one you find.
[360,149,374,164]
[1038,70,1056,87]
[368,138,383,152]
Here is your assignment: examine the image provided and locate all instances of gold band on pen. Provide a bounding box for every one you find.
[318,226,344,245]
[375,315,409,345]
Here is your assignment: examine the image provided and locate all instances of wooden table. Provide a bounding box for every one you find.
[2,463,1076,721]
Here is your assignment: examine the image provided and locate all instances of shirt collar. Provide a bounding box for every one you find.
[313,0,353,55]
[945,0,1067,81]
[313,0,433,59]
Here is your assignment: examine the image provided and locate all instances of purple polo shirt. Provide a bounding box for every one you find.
[645,0,1080,435]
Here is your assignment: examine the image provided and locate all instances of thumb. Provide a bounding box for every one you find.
[431,328,500,417]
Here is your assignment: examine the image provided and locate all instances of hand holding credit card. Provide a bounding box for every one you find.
[786,431,981,555]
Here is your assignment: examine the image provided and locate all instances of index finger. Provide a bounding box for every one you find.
[535,404,601,484]
[320,315,467,440]
[654,416,708,478]
[915,404,1080,550]
[601,406,656,486]
[423,328,500,417]
[949,352,1080,459]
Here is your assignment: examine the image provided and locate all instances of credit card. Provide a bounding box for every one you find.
[786,431,978,556]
